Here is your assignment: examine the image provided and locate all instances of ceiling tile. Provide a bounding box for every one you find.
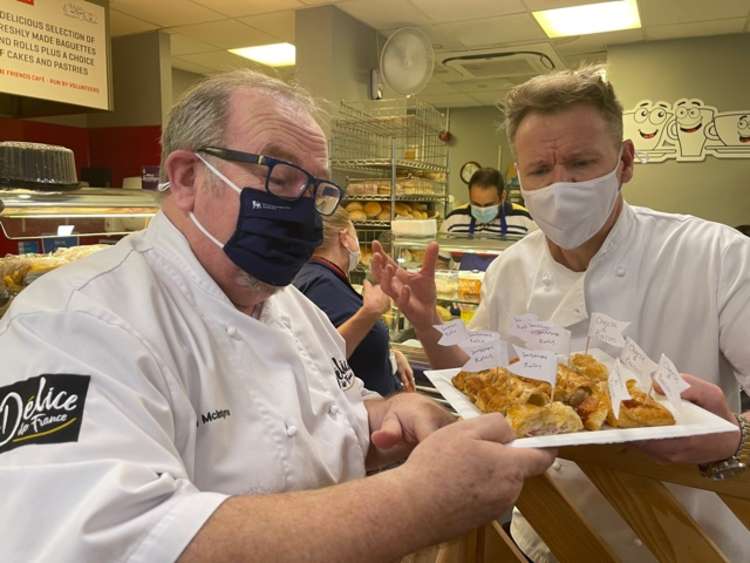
[109,8,159,36]
[551,28,644,54]
[338,0,432,30]
[432,14,547,48]
[644,18,747,40]
[172,56,214,75]
[109,0,224,27]
[170,20,277,49]
[179,51,262,72]
[382,27,464,50]
[170,33,221,55]
[447,77,516,93]
[523,0,610,9]
[638,0,750,26]
[192,0,303,18]
[409,0,526,23]
[239,11,296,42]
[420,78,462,96]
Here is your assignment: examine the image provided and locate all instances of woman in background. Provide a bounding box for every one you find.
[294,207,414,396]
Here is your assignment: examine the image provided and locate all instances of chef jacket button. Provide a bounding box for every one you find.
[329,404,341,417]
[226,325,238,338]
[615,266,626,277]
[285,422,298,437]
[542,273,552,286]
[552,461,562,471]
[633,538,643,547]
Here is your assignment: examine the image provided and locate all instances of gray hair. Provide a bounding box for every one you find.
[504,65,623,151]
[160,69,319,182]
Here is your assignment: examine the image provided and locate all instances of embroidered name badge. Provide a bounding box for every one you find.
[331,357,355,391]
[0,374,90,454]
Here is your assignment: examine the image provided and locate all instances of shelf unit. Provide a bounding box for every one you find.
[330,98,450,283]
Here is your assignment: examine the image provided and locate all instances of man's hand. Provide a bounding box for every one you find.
[367,393,455,453]
[636,373,742,464]
[393,350,415,392]
[361,280,391,317]
[395,414,556,542]
[370,240,440,332]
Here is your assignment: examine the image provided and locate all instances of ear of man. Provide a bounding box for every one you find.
[165,150,203,212]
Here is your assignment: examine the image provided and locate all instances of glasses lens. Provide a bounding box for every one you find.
[267,162,308,199]
[315,182,342,215]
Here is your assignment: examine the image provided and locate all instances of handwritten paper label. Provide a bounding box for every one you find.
[510,346,557,386]
[525,322,572,355]
[608,360,633,419]
[465,330,501,346]
[589,312,630,348]
[510,314,539,340]
[654,354,690,409]
[462,339,509,372]
[619,337,658,388]
[434,319,470,346]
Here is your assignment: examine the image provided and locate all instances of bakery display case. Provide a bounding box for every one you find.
[0,142,161,315]
[389,233,523,339]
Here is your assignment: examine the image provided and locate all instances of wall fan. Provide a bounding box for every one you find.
[378,27,435,97]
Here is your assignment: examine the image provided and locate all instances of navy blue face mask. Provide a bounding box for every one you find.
[191,154,323,287]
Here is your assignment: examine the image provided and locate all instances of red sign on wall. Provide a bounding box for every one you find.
[17,0,35,6]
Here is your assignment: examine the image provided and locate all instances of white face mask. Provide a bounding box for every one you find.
[519,148,623,249]
[343,232,361,273]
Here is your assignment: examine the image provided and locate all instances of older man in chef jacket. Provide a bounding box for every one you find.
[372,66,750,562]
[0,70,556,562]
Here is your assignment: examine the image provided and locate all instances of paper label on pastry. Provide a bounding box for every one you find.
[464,330,501,346]
[434,319,469,346]
[509,314,540,341]
[608,359,633,419]
[524,321,572,355]
[589,312,630,348]
[510,346,557,386]
[462,339,509,371]
[619,337,658,388]
[654,354,690,409]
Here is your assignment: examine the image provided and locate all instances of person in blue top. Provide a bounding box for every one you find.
[294,207,414,396]
[440,167,537,271]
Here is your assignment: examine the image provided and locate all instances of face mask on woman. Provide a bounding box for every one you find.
[342,231,361,273]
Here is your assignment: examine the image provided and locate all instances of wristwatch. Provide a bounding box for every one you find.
[699,414,750,480]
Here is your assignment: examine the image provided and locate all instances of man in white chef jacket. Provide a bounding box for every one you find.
[372,66,750,562]
[0,70,556,562]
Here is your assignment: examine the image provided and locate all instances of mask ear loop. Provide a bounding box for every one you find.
[195,153,243,195]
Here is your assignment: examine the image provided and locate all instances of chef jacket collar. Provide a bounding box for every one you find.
[527,202,636,328]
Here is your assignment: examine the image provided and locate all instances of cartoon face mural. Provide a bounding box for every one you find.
[706,112,750,146]
[667,98,716,159]
[624,98,750,162]
[623,101,673,151]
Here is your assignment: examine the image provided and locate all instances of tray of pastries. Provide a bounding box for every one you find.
[425,350,738,448]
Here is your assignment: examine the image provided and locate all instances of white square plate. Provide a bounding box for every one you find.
[424,367,739,449]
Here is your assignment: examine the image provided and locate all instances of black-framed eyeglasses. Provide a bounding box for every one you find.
[198,145,344,215]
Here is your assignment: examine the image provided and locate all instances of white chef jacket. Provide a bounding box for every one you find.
[0,212,372,562]
[471,202,750,562]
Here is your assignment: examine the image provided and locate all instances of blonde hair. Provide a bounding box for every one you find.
[160,69,318,182]
[505,65,623,150]
[317,205,352,253]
